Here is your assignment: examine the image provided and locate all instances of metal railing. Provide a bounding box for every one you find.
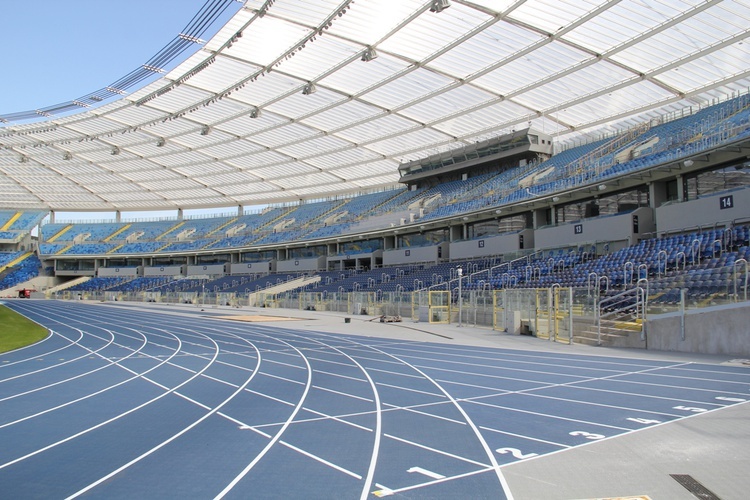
[596,286,647,346]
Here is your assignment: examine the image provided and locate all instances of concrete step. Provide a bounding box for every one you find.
[573,321,640,346]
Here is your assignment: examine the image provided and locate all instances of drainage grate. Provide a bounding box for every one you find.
[669,474,721,500]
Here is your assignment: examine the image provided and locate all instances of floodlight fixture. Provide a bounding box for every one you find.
[430,0,451,13]
[111,146,120,156]
[200,125,211,135]
[156,138,166,147]
[302,83,317,95]
[361,47,378,62]
[249,106,262,118]
[63,152,72,160]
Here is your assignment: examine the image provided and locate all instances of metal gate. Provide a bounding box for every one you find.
[492,290,506,331]
[427,291,450,323]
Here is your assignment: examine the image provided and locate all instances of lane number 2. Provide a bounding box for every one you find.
[495,447,538,460]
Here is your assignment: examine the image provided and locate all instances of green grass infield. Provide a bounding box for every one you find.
[0,304,49,353]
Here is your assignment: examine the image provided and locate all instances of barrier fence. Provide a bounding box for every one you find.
[51,277,749,346]
[54,287,593,345]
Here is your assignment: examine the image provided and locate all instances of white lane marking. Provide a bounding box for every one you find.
[280,440,362,480]
[260,371,307,385]
[306,355,356,368]
[599,377,750,397]
[716,396,747,402]
[301,406,373,432]
[479,425,569,448]
[375,465,494,497]
[419,358,708,424]
[313,369,368,383]
[381,401,466,425]
[66,334,261,500]
[0,331,165,430]
[512,391,685,418]
[372,483,395,497]
[367,367,426,379]
[326,347,382,500]
[435,378,513,394]
[173,392,212,411]
[372,342,673,372]
[0,335,193,471]
[544,381,729,408]
[313,385,373,402]
[214,342,312,499]
[389,351,593,382]
[263,358,307,370]
[210,321,383,500]
[0,328,79,368]
[385,433,489,467]
[245,388,296,407]
[495,447,538,460]
[0,327,113,384]
[334,342,514,499]
[466,399,631,431]
[375,382,446,398]
[407,466,445,479]
[0,331,148,403]
[333,352,406,366]
[237,425,271,438]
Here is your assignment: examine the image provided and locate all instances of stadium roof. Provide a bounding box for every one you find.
[1,0,749,212]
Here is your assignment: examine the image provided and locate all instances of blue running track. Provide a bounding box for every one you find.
[1,300,748,499]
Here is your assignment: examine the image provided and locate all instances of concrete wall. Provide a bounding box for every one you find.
[98,267,139,277]
[276,256,326,272]
[327,250,383,269]
[186,264,226,276]
[535,207,654,250]
[143,265,182,277]
[383,242,448,266]
[655,187,750,234]
[450,229,533,260]
[54,269,96,277]
[646,301,750,356]
[229,261,273,275]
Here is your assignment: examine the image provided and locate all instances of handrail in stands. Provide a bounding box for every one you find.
[597,285,647,346]
[734,258,748,302]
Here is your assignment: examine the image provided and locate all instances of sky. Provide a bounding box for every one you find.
[0,0,216,112]
[1,0,242,222]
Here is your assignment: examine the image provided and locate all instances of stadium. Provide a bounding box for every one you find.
[1,0,749,498]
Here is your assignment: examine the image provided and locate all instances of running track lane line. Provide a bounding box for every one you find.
[0,306,166,402]
[156,315,507,496]
[0,328,158,429]
[282,332,384,500]
[0,326,212,472]
[213,337,312,499]
[64,331,262,498]
[111,308,383,498]
[0,329,76,369]
[332,336,515,500]
[0,327,114,384]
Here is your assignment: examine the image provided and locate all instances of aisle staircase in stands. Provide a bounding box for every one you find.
[0,212,22,231]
